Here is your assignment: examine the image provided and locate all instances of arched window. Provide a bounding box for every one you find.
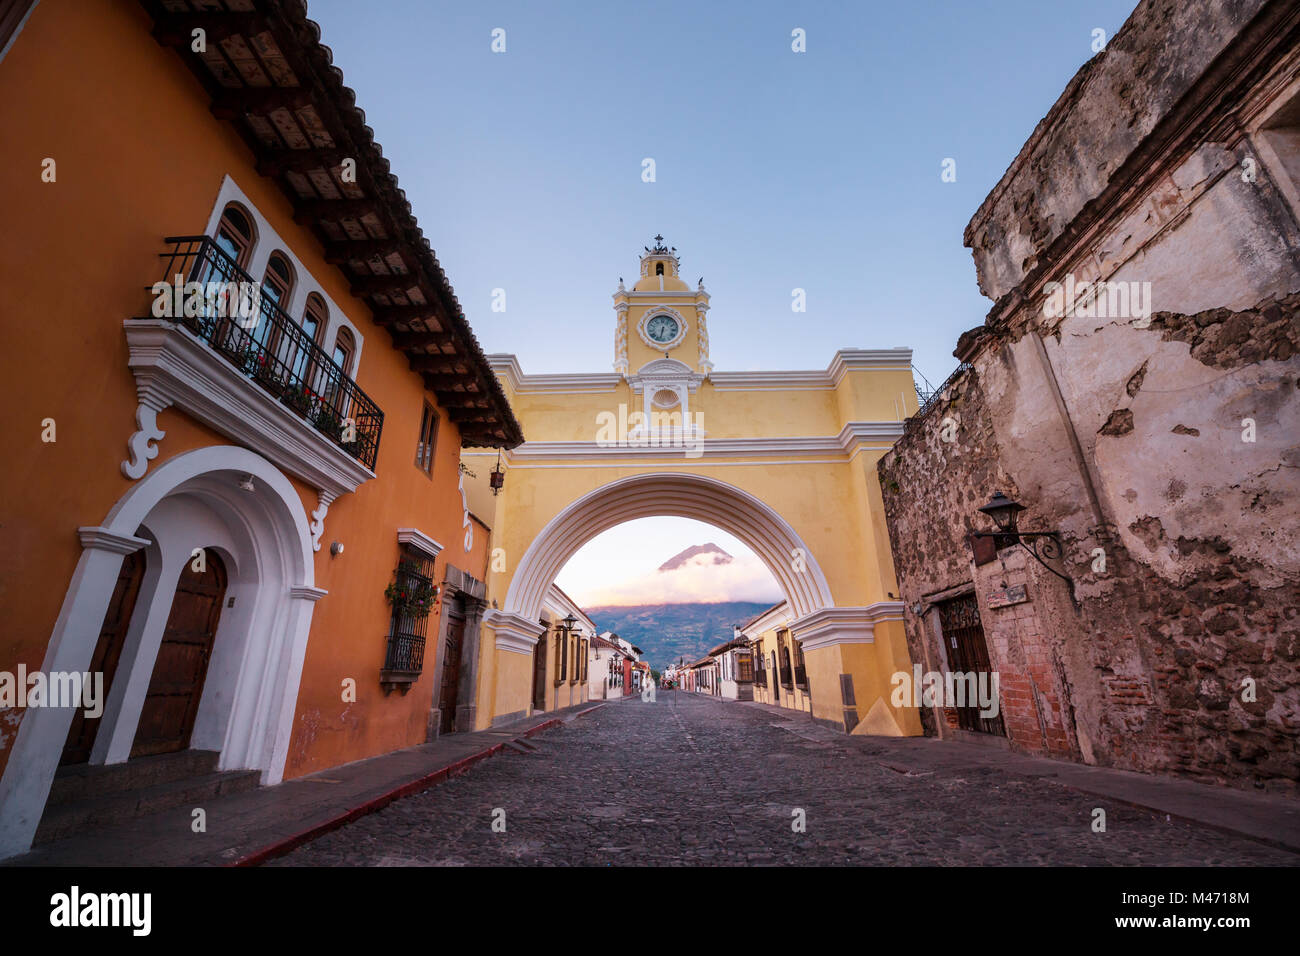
[332,327,355,375]
[655,262,664,276]
[292,293,327,385]
[214,203,255,268]
[261,253,294,309]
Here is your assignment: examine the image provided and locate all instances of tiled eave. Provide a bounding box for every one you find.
[140,0,523,448]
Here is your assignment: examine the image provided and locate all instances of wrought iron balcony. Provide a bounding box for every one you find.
[142,236,383,470]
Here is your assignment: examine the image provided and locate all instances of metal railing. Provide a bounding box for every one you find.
[142,236,384,470]
[908,361,972,428]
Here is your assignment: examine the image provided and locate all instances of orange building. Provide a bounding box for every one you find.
[0,1,521,858]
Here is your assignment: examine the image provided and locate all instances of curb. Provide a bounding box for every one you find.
[228,706,600,867]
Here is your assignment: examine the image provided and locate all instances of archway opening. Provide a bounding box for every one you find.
[498,473,835,714]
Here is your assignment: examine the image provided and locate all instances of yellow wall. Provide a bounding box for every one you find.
[749,627,813,714]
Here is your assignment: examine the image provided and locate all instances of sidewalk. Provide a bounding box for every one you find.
[7,702,605,867]
[739,697,1300,854]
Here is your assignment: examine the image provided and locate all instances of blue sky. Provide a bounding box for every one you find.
[309,0,1139,388]
[307,1,1140,605]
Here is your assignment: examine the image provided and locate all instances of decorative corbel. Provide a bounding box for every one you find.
[121,387,170,480]
[310,490,339,552]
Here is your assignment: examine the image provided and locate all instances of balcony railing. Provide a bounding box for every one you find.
[142,236,383,470]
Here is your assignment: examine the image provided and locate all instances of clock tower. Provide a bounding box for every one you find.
[612,235,712,378]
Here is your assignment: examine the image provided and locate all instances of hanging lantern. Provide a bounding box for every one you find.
[489,448,505,495]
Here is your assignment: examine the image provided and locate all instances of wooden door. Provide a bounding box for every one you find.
[438,600,465,735]
[936,593,1006,736]
[131,553,227,757]
[61,550,145,765]
[532,624,548,710]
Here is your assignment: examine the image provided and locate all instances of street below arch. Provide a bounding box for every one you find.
[267,693,1294,867]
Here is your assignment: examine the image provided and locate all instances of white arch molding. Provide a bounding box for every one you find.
[0,445,323,860]
[503,472,834,625]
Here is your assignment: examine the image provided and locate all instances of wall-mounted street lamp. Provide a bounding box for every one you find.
[489,449,505,495]
[972,491,1071,585]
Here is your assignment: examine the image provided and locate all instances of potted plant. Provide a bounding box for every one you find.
[281,382,317,417]
[313,404,345,441]
[252,354,287,396]
[384,562,439,619]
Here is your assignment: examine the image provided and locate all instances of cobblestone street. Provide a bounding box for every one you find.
[270,693,1297,866]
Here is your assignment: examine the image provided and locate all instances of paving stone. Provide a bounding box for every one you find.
[269,692,1299,866]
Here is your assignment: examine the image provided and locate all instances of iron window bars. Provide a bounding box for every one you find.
[382,546,435,682]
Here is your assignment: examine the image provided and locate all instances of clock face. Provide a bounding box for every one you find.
[646,314,679,344]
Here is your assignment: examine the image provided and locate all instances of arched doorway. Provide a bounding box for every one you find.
[0,446,320,859]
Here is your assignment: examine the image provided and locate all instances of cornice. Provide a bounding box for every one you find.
[712,348,914,390]
[486,349,915,394]
[77,527,151,556]
[487,353,623,393]
[739,601,792,637]
[485,609,547,655]
[789,602,905,651]
[491,421,903,463]
[397,527,445,559]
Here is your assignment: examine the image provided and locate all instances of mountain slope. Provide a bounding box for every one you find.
[584,601,773,670]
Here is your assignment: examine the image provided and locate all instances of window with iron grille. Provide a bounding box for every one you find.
[777,629,794,689]
[382,545,436,679]
[752,642,766,685]
[793,637,808,690]
[736,648,754,683]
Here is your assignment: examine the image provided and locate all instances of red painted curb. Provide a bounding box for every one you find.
[226,706,603,867]
[228,739,519,867]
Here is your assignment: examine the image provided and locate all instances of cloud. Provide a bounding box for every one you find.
[555,517,783,608]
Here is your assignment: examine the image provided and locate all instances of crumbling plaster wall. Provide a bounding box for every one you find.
[965,0,1272,302]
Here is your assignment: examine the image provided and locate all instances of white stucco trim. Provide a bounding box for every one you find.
[487,349,914,393]
[396,528,445,560]
[202,175,366,372]
[475,422,903,463]
[486,610,546,655]
[789,602,906,651]
[636,307,688,351]
[503,472,835,622]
